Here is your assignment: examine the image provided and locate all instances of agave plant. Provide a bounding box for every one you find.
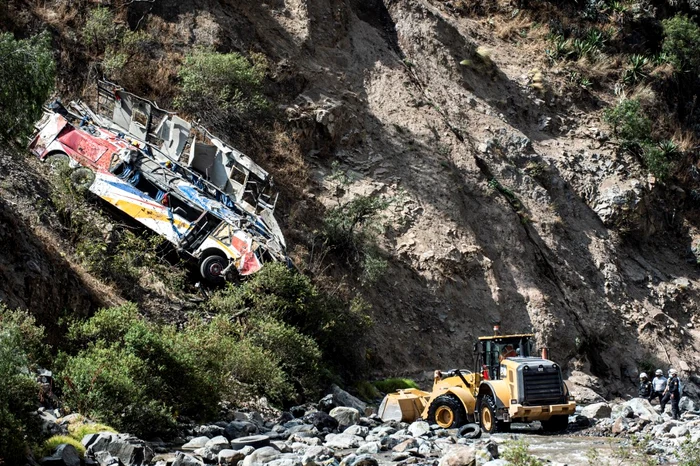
[658,139,678,158]
[623,54,649,85]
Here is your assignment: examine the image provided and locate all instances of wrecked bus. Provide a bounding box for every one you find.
[29,80,288,283]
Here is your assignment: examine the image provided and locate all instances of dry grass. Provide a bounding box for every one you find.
[629,84,658,108]
[494,15,532,41]
[673,128,699,153]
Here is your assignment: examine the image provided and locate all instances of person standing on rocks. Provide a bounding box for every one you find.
[650,369,667,405]
[662,368,681,420]
[638,372,652,399]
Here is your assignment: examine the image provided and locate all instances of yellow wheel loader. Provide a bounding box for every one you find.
[378,331,576,433]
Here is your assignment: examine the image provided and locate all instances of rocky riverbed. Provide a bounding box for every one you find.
[37,387,700,466]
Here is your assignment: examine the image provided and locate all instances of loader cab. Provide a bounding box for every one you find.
[474,334,534,381]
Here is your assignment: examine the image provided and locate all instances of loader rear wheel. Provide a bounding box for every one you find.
[427,394,466,428]
[541,415,569,433]
[479,395,509,433]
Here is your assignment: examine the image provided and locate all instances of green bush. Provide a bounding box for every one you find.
[0,306,46,464]
[501,439,543,466]
[373,378,419,394]
[603,99,651,146]
[0,32,55,142]
[355,381,381,401]
[175,48,268,120]
[246,316,323,398]
[641,142,676,180]
[82,7,116,49]
[208,263,372,379]
[322,164,392,283]
[59,303,312,436]
[662,14,700,75]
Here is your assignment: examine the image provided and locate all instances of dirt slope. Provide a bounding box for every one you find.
[229,0,700,395]
[3,0,700,397]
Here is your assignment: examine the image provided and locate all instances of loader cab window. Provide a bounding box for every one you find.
[479,336,534,380]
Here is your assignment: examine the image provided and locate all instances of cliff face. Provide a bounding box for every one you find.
[3,0,700,397]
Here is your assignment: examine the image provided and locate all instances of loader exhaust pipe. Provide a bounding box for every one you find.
[541,346,549,360]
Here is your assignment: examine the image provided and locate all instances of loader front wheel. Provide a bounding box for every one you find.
[427,394,466,428]
[479,395,508,433]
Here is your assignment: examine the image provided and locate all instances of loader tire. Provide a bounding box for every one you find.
[427,394,466,428]
[457,423,482,439]
[541,414,569,433]
[478,395,509,434]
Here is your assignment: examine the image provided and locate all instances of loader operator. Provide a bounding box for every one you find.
[649,369,667,405]
[638,373,652,399]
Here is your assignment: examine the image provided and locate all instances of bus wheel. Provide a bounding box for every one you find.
[199,254,227,283]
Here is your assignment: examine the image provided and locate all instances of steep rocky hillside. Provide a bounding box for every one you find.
[3,0,700,399]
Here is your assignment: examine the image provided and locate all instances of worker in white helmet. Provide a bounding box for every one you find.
[650,369,667,405]
[638,372,652,399]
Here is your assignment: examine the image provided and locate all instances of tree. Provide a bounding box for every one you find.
[0,32,55,144]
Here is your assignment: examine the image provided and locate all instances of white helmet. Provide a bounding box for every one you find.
[655,369,663,376]
[669,368,678,376]
[639,372,648,380]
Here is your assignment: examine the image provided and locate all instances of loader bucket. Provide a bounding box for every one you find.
[378,389,429,423]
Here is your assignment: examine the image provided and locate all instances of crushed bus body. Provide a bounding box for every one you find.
[29,80,288,283]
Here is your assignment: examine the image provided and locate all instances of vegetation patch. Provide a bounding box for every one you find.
[0,306,46,464]
[0,31,55,143]
[39,435,86,459]
[322,164,392,285]
[175,48,269,124]
[373,378,419,394]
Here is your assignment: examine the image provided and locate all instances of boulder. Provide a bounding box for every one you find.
[680,396,696,412]
[181,436,210,450]
[330,407,360,428]
[193,424,225,438]
[482,461,509,466]
[303,411,339,431]
[224,421,259,440]
[330,385,368,413]
[669,425,690,438]
[581,402,612,419]
[300,445,333,463]
[355,442,380,455]
[94,451,120,466]
[324,433,363,449]
[242,447,282,466]
[267,459,303,466]
[439,445,476,466]
[204,435,230,452]
[624,398,663,423]
[380,436,399,450]
[86,433,153,466]
[339,454,379,466]
[612,417,628,435]
[343,425,369,437]
[407,421,431,437]
[41,444,81,466]
[218,449,247,465]
[290,406,307,418]
[318,394,337,413]
[172,453,204,466]
[392,438,419,453]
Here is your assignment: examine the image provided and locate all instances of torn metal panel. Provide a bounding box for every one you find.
[29,82,290,282]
